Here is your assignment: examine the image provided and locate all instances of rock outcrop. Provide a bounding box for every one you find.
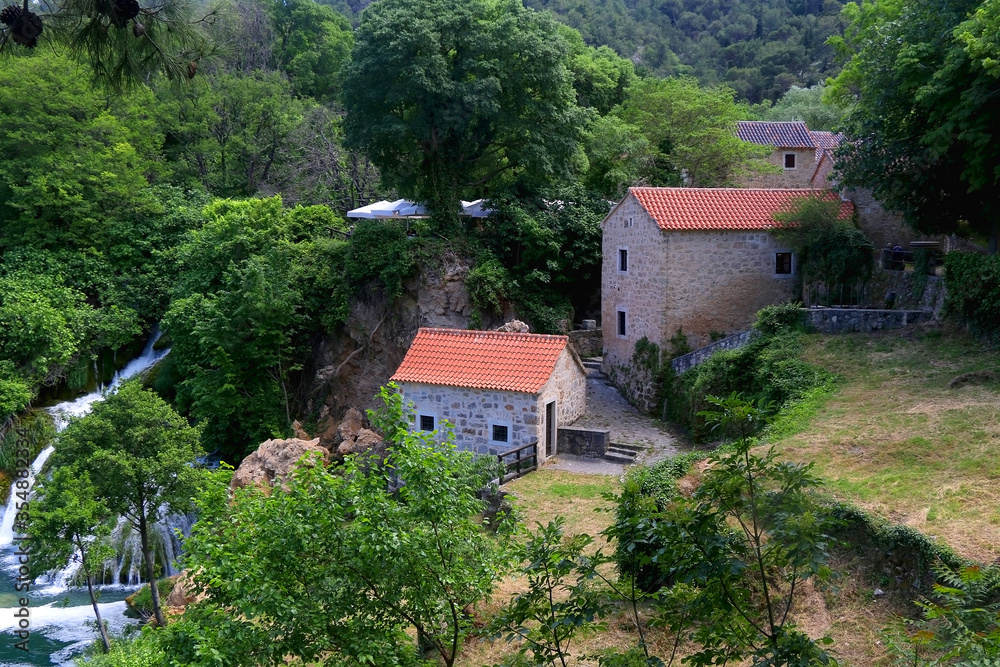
[230,437,329,492]
[495,319,530,333]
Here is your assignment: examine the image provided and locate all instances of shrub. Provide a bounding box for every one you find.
[944,252,1000,337]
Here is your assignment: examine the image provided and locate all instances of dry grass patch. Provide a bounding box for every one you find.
[775,325,1000,561]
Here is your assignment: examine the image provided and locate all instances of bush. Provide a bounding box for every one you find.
[944,252,1000,337]
[466,254,510,316]
[344,219,414,297]
[662,306,831,440]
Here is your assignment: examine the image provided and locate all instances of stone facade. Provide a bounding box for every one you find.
[601,199,797,374]
[741,147,820,188]
[397,347,586,459]
[804,308,933,333]
[556,427,609,458]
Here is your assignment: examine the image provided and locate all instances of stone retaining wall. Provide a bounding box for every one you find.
[804,308,933,333]
[568,329,603,358]
[557,427,609,458]
[670,330,756,374]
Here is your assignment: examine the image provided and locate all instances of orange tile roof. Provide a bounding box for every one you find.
[391,328,569,394]
[630,187,854,231]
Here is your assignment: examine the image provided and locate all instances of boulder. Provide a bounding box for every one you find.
[495,319,530,333]
[337,427,383,457]
[337,407,365,444]
[291,419,311,440]
[230,437,329,492]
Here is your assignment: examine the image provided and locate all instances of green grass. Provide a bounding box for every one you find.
[772,324,1000,560]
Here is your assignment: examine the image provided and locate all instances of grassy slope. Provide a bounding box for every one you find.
[772,323,1000,562]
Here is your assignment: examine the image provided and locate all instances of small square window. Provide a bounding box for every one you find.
[618,248,628,272]
[775,252,793,275]
[617,310,627,337]
[784,153,796,169]
[419,414,435,431]
[491,424,509,443]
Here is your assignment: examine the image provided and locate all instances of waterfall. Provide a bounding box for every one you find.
[0,329,180,666]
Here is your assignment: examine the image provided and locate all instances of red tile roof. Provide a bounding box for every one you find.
[391,328,570,394]
[630,187,854,231]
[737,121,816,148]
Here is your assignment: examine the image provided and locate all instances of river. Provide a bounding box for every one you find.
[0,332,173,666]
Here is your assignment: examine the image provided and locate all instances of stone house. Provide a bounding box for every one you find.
[601,187,853,408]
[390,328,587,458]
[737,121,841,189]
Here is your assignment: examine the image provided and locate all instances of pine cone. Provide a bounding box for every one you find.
[110,0,138,28]
[186,61,197,79]
[10,8,42,47]
[132,20,144,37]
[0,4,20,26]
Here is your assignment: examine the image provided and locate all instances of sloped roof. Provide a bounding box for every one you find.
[347,199,492,219]
[390,328,570,394]
[737,121,816,148]
[810,131,843,151]
[629,187,854,231]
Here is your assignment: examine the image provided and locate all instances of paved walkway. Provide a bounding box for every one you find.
[544,363,684,475]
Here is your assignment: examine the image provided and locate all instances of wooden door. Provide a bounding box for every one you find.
[545,401,556,457]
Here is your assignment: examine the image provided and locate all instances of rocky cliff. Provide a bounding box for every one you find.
[305,249,509,441]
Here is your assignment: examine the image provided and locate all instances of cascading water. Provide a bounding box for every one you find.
[0,331,181,667]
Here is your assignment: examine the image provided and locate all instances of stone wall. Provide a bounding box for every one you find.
[601,197,670,372]
[671,330,756,374]
[804,308,933,333]
[568,329,603,358]
[397,382,539,456]
[557,427,609,458]
[740,148,819,188]
[842,187,919,251]
[662,230,798,349]
[537,348,588,433]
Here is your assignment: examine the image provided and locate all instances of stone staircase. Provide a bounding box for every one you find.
[582,357,614,386]
[604,442,644,465]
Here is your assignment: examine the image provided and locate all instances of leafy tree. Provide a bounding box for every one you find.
[829,0,1000,249]
[765,84,844,131]
[491,519,610,667]
[581,114,654,198]
[342,0,585,228]
[559,25,636,115]
[652,394,838,666]
[267,0,353,101]
[164,197,347,456]
[165,385,508,666]
[0,54,163,252]
[616,77,772,187]
[28,469,116,653]
[50,381,204,628]
[772,196,874,288]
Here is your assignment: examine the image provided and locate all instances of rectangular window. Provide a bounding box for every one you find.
[626,216,633,227]
[617,310,627,337]
[618,248,628,272]
[491,423,509,444]
[783,153,796,169]
[775,252,793,275]
[419,414,435,431]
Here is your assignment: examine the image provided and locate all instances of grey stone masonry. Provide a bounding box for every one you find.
[569,329,603,358]
[805,308,933,333]
[556,427,609,458]
[397,347,586,460]
[671,330,756,374]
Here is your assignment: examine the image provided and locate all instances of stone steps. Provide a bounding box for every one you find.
[604,442,644,465]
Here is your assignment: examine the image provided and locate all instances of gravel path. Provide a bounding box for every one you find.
[544,362,684,474]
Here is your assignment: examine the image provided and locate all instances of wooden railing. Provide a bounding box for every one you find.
[497,441,538,483]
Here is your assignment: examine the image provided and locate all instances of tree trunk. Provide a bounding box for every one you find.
[138,514,166,627]
[86,571,112,653]
[990,222,998,255]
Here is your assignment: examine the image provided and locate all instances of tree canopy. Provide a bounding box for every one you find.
[829,0,1000,249]
[342,0,584,227]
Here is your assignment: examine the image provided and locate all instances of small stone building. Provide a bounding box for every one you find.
[601,187,853,407]
[390,328,587,458]
[737,121,840,189]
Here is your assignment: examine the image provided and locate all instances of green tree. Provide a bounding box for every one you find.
[28,469,116,653]
[765,84,844,131]
[772,195,874,288]
[581,115,654,199]
[267,0,353,101]
[653,394,837,666]
[558,24,636,115]
[50,381,204,628]
[616,77,772,187]
[165,385,508,666]
[342,0,584,228]
[829,0,1000,250]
